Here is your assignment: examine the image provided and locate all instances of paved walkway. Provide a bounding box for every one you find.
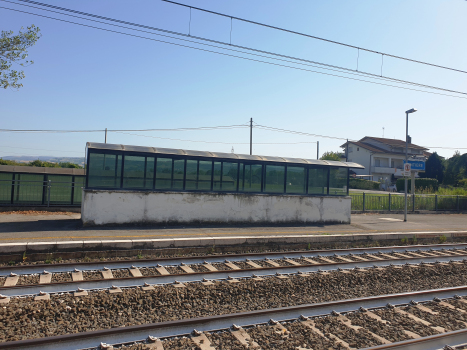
[0,212,466,243]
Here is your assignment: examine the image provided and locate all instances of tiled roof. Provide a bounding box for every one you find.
[362,137,428,150]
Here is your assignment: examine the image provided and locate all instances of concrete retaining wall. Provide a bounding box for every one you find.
[81,189,351,226]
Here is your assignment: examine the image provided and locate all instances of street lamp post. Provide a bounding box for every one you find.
[404,108,417,222]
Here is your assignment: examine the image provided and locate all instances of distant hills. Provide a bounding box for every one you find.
[1,156,85,166]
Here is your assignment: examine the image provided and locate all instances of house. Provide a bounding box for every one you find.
[341,137,430,184]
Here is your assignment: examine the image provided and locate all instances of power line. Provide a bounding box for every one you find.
[6,0,467,96]
[0,145,82,153]
[2,5,467,99]
[255,125,352,141]
[0,124,248,133]
[114,131,317,145]
[163,0,467,74]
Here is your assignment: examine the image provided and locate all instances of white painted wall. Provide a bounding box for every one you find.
[81,190,351,226]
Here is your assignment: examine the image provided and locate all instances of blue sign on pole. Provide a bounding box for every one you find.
[403,160,425,171]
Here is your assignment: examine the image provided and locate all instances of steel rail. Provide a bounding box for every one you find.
[1,254,466,297]
[2,243,466,276]
[3,286,467,350]
[363,329,467,350]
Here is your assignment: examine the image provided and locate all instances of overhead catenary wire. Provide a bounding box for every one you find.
[5,0,467,97]
[114,131,317,145]
[0,124,249,133]
[2,5,467,99]
[163,0,467,74]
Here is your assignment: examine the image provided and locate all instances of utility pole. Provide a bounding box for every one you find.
[249,118,253,155]
[317,141,319,159]
[346,138,348,162]
[105,128,107,144]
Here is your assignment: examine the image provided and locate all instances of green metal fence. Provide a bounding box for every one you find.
[351,193,467,212]
[0,173,84,207]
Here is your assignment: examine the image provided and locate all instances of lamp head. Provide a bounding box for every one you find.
[406,108,417,114]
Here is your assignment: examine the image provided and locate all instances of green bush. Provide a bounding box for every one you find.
[349,178,380,190]
[396,178,439,192]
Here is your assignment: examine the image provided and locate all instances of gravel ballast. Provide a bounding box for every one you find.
[2,263,467,342]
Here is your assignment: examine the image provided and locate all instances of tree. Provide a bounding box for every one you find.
[1,25,41,89]
[320,151,341,161]
[421,152,445,183]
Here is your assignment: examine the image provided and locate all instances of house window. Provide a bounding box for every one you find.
[357,147,359,151]
[375,159,381,167]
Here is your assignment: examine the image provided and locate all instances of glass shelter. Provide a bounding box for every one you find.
[85,143,364,197]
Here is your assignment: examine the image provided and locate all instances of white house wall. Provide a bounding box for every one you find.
[347,145,372,176]
[81,190,351,226]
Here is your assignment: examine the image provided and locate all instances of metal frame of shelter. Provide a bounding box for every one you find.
[85,143,365,197]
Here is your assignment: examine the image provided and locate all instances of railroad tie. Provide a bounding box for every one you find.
[155,265,170,275]
[101,268,114,279]
[333,255,353,263]
[230,326,260,349]
[141,283,155,291]
[363,310,389,324]
[173,281,186,288]
[394,308,445,333]
[109,286,122,294]
[129,266,143,277]
[300,257,320,264]
[34,291,50,301]
[179,264,195,274]
[190,331,216,350]
[300,318,353,350]
[283,258,301,266]
[264,259,280,267]
[146,336,164,350]
[74,288,88,297]
[202,262,218,272]
[438,301,467,314]
[350,255,369,262]
[404,251,425,258]
[317,256,335,264]
[71,269,83,281]
[39,271,52,284]
[245,259,262,268]
[4,274,19,286]
[365,254,384,260]
[0,294,10,304]
[378,253,395,260]
[336,314,390,344]
[391,252,412,259]
[224,261,241,270]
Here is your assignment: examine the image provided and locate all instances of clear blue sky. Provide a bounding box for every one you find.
[1,0,466,161]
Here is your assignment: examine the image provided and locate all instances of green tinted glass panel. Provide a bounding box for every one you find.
[198,161,212,191]
[88,153,122,188]
[238,163,244,190]
[155,158,172,189]
[264,165,285,193]
[173,159,184,189]
[213,162,221,191]
[123,156,146,188]
[73,176,85,204]
[185,160,198,190]
[221,162,238,191]
[146,157,155,189]
[308,167,328,195]
[47,175,72,204]
[286,166,306,194]
[0,173,13,203]
[13,174,44,204]
[243,164,262,192]
[329,168,348,195]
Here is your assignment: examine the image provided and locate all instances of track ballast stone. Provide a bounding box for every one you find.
[2,263,467,342]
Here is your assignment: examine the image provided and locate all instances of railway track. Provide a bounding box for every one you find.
[4,286,467,350]
[1,243,467,297]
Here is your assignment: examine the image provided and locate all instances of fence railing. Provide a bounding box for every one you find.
[0,179,83,207]
[351,193,467,212]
